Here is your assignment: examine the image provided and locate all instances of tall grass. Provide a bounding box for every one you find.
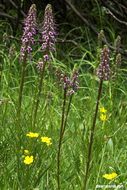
[0,4,127,190]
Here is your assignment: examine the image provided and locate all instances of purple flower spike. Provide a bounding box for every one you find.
[41,4,56,52]
[56,69,79,95]
[71,70,79,92]
[97,45,110,81]
[37,4,56,71]
[20,4,37,61]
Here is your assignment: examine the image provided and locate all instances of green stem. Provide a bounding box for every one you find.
[16,52,28,159]
[57,88,67,190]
[32,61,46,128]
[83,79,103,190]
[18,53,27,118]
[62,94,73,137]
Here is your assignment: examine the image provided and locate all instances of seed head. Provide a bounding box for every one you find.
[114,35,121,54]
[115,53,121,66]
[98,30,105,47]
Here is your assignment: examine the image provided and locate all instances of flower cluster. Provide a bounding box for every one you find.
[20,4,37,61]
[99,106,107,122]
[26,132,52,146]
[97,45,110,81]
[56,70,79,95]
[23,132,52,165]
[42,4,56,53]
[103,172,118,180]
[37,4,56,71]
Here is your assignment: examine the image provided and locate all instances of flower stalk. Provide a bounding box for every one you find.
[83,45,110,189]
[57,70,79,190]
[32,4,56,128]
[32,62,46,128]
[61,94,73,137]
[57,88,67,190]
[83,79,103,190]
[18,4,36,117]
[18,54,27,116]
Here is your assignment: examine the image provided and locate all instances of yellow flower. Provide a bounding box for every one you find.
[24,149,29,154]
[41,137,52,146]
[26,132,39,138]
[100,114,107,121]
[103,172,118,180]
[99,107,107,113]
[23,155,34,165]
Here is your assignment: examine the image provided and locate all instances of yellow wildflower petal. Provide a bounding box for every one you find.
[23,155,34,165]
[99,107,107,113]
[26,132,39,138]
[103,172,118,180]
[41,137,52,146]
[100,114,107,121]
[110,172,118,178]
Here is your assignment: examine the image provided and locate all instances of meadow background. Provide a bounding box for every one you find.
[0,1,127,190]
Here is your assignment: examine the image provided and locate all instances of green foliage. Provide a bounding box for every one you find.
[0,19,127,190]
